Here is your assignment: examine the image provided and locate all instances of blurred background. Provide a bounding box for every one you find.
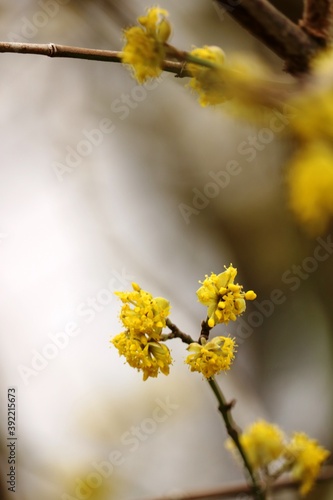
[0,1,332,499]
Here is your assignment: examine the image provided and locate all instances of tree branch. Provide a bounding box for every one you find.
[164,319,195,344]
[198,319,212,344]
[142,466,333,500]
[207,378,265,499]
[0,41,189,77]
[213,0,323,74]
[300,0,333,40]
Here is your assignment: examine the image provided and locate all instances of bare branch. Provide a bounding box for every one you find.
[142,466,333,500]
[300,0,333,40]
[213,0,323,74]
[0,41,189,77]
[164,319,195,344]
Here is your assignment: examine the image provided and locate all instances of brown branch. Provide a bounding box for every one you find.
[207,378,264,499]
[198,319,212,344]
[164,319,195,344]
[142,465,333,500]
[213,0,323,74]
[300,0,333,40]
[0,41,189,77]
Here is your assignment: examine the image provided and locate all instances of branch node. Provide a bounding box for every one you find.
[48,43,57,57]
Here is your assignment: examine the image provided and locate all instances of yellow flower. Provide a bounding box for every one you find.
[287,141,333,234]
[112,332,172,381]
[289,50,333,142]
[112,283,172,379]
[188,47,280,111]
[226,420,285,470]
[197,265,256,327]
[187,45,228,106]
[185,336,237,378]
[121,6,171,83]
[115,282,170,340]
[285,433,330,496]
[290,90,333,142]
[138,6,171,42]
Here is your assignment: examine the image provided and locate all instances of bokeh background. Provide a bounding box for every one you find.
[0,1,332,499]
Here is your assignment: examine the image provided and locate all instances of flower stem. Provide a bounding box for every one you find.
[207,377,266,500]
[164,318,195,344]
[198,319,212,343]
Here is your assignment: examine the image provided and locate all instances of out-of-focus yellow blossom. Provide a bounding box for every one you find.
[187,46,228,106]
[121,6,171,83]
[138,6,171,42]
[287,141,333,234]
[226,420,285,470]
[187,47,277,110]
[289,90,333,142]
[290,50,333,141]
[185,336,236,378]
[227,420,329,495]
[112,332,172,380]
[286,50,333,234]
[197,265,256,328]
[115,282,170,340]
[285,433,330,496]
[221,53,289,121]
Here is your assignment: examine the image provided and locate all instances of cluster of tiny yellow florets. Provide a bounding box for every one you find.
[287,141,333,234]
[115,283,170,339]
[196,264,257,328]
[111,282,172,380]
[121,6,171,83]
[111,265,256,380]
[121,6,265,108]
[185,336,237,378]
[121,8,333,234]
[181,265,255,378]
[226,420,330,496]
[110,276,329,493]
[227,420,286,470]
[286,432,330,495]
[286,50,333,235]
[187,46,228,106]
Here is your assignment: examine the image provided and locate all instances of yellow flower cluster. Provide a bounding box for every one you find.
[196,264,257,328]
[287,50,333,234]
[112,333,172,381]
[121,6,171,83]
[286,432,330,496]
[111,282,172,380]
[287,141,333,235]
[112,265,255,380]
[185,336,237,378]
[115,282,170,340]
[187,46,228,106]
[234,420,285,469]
[121,7,273,112]
[226,419,330,496]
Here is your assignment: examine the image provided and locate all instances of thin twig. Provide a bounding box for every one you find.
[163,322,263,497]
[213,0,323,74]
[0,41,190,77]
[164,319,195,344]
[207,378,265,499]
[300,0,333,40]
[198,319,211,344]
[140,466,333,500]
